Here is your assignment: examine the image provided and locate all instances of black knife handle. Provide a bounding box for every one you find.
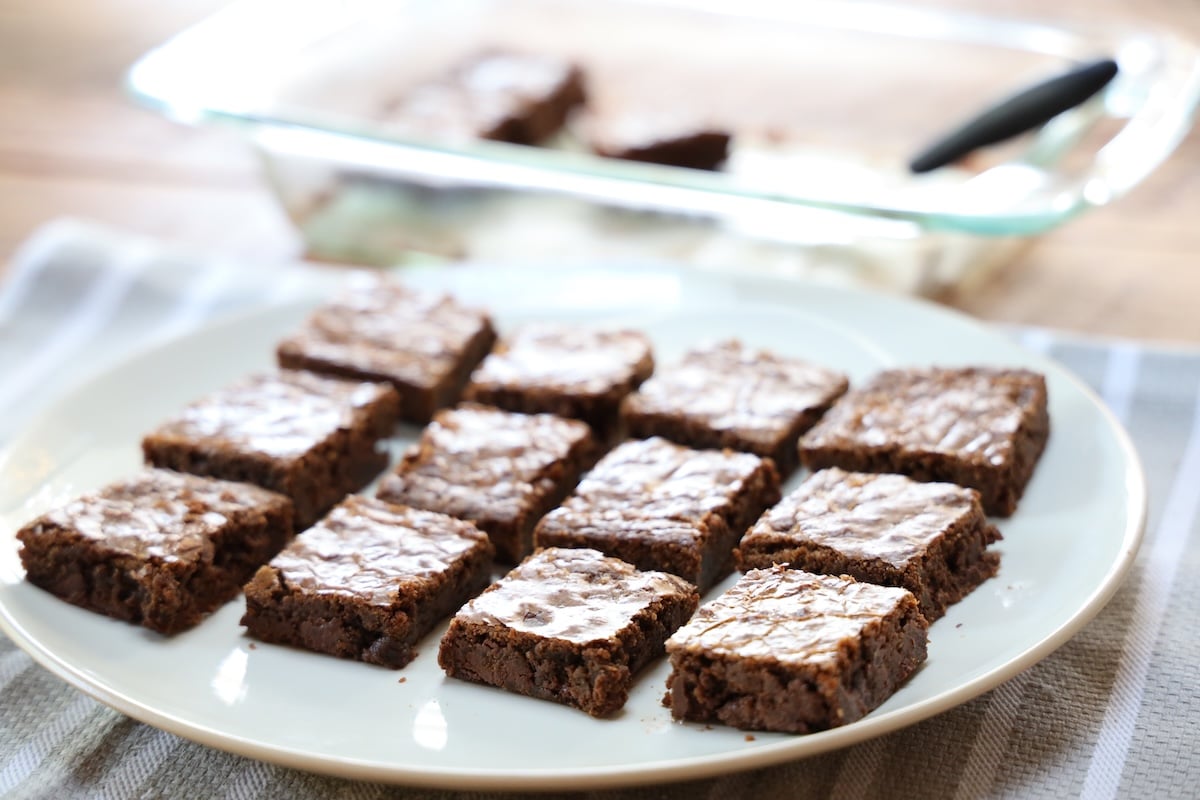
[909,58,1119,174]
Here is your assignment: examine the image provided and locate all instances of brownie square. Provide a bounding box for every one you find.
[621,339,848,476]
[799,367,1050,516]
[736,468,1001,620]
[242,496,493,669]
[465,323,654,443]
[584,114,732,170]
[276,275,495,424]
[533,437,780,591]
[17,469,293,635]
[387,51,586,144]
[376,404,596,563]
[664,566,928,733]
[142,371,401,529]
[438,547,699,717]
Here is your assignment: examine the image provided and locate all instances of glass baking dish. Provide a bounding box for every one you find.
[127,0,1200,293]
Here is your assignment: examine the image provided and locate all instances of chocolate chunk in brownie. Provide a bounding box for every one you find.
[376,404,596,563]
[664,566,928,733]
[242,496,493,669]
[583,113,731,170]
[464,323,654,444]
[277,275,495,424]
[799,367,1050,516]
[142,371,400,529]
[737,468,1000,620]
[438,547,698,717]
[621,339,848,476]
[387,51,586,145]
[17,469,293,635]
[534,437,780,591]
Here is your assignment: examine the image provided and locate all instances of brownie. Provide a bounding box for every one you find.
[533,437,780,591]
[242,496,493,669]
[736,468,1001,620]
[142,371,401,529]
[387,51,586,145]
[799,367,1050,516]
[438,547,699,717]
[277,275,496,424]
[621,339,848,476]
[584,114,732,170]
[464,323,654,443]
[376,404,596,563]
[664,566,928,733]
[16,469,293,635]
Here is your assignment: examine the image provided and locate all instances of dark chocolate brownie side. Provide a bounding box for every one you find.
[736,469,1002,620]
[242,498,494,668]
[438,548,700,717]
[463,326,655,445]
[534,439,781,591]
[142,373,401,529]
[276,279,497,425]
[377,405,599,563]
[17,472,294,635]
[800,368,1049,516]
[664,568,928,733]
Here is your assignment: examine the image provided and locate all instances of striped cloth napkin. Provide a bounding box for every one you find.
[1,220,1196,799]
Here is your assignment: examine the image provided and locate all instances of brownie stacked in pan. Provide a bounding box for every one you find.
[15,273,1054,735]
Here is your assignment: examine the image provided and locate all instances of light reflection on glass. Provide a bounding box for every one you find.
[212,648,249,706]
[413,698,448,751]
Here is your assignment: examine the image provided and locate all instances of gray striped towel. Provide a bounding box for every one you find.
[0,219,1197,799]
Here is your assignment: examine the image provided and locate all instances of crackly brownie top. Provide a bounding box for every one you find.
[145,371,394,461]
[390,52,583,142]
[455,547,696,642]
[377,404,592,523]
[277,276,492,385]
[666,567,917,666]
[536,437,766,545]
[267,496,490,606]
[18,469,288,562]
[624,339,848,443]
[802,367,1046,466]
[744,468,981,567]
[468,324,654,397]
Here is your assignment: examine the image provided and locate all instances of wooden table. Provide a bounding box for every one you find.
[2,0,1198,343]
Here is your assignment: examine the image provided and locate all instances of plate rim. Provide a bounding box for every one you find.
[0,265,1148,790]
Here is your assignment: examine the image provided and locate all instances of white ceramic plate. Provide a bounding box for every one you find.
[0,265,1145,791]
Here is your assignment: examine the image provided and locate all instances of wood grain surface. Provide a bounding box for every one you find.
[1,0,1197,342]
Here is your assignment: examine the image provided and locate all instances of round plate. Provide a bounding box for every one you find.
[0,264,1145,790]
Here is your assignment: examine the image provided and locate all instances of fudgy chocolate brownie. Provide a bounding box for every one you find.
[621,339,848,476]
[142,371,400,529]
[800,367,1050,516]
[584,115,732,170]
[438,547,698,717]
[736,468,1001,620]
[533,437,780,591]
[664,566,928,733]
[277,276,495,424]
[376,404,596,563]
[388,51,585,144]
[242,496,493,669]
[17,469,293,635]
[465,324,655,443]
